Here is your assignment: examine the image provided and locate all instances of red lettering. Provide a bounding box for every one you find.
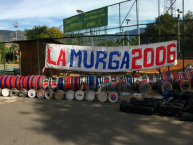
[57,49,66,66]
[144,48,154,67]
[132,48,142,69]
[156,46,166,66]
[167,43,176,63]
[47,48,56,65]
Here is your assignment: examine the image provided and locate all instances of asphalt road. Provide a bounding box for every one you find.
[0,96,193,145]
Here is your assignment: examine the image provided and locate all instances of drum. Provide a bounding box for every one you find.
[15,76,21,90]
[80,76,87,91]
[137,81,152,95]
[36,75,44,90]
[28,89,37,98]
[157,80,173,93]
[75,90,84,101]
[54,90,65,100]
[177,79,191,91]
[65,76,72,90]
[141,74,149,82]
[187,71,193,85]
[179,72,189,80]
[108,75,118,92]
[57,77,65,90]
[162,72,172,84]
[85,91,95,101]
[133,73,141,88]
[108,92,119,103]
[125,75,132,86]
[96,76,105,92]
[50,77,57,92]
[3,76,9,88]
[45,90,54,99]
[117,75,125,85]
[66,90,74,100]
[97,91,107,102]
[72,76,80,91]
[119,93,132,103]
[171,72,180,86]
[26,75,31,90]
[29,75,35,89]
[118,82,132,94]
[2,88,10,97]
[87,76,95,91]
[0,75,4,88]
[19,88,28,97]
[132,93,144,101]
[6,76,13,89]
[103,75,110,87]
[10,76,16,89]
[37,89,45,99]
[10,88,19,97]
[148,74,157,89]
[43,77,50,91]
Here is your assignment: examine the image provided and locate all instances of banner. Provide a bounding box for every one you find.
[45,41,177,72]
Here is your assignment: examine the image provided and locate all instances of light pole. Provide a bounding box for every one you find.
[76,9,84,45]
[13,22,18,40]
[126,19,131,46]
[177,8,182,56]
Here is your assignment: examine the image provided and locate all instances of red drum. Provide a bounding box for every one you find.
[148,74,157,89]
[161,72,172,84]
[65,76,72,90]
[177,79,191,91]
[157,80,173,93]
[50,77,57,92]
[80,76,87,91]
[171,72,180,85]
[117,75,125,85]
[29,75,35,89]
[141,74,149,82]
[137,81,152,95]
[103,75,110,87]
[179,72,189,80]
[15,76,21,90]
[187,71,193,85]
[10,76,16,88]
[43,77,50,91]
[6,76,13,89]
[20,76,25,89]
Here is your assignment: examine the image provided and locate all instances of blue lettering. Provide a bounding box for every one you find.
[95,51,107,69]
[108,51,121,69]
[70,49,82,67]
[83,50,94,68]
[120,51,130,69]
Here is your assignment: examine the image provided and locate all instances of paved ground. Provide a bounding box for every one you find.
[0,95,193,145]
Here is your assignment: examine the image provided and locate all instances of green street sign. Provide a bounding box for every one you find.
[63,7,108,33]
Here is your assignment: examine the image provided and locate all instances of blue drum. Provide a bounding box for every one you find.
[57,77,64,90]
[125,75,132,86]
[87,76,95,91]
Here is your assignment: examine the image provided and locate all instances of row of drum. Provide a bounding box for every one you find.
[0,88,121,103]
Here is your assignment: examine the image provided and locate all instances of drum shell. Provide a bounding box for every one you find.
[157,80,173,93]
[133,74,141,88]
[171,72,180,85]
[125,75,133,86]
[108,75,118,92]
[187,71,193,84]
[43,77,50,91]
[80,76,87,91]
[103,75,110,87]
[65,76,72,90]
[87,76,96,91]
[96,76,106,91]
[72,76,80,91]
[162,72,173,84]
[148,75,157,89]
[117,75,125,85]
[57,77,65,90]
[50,77,58,92]
[179,72,189,80]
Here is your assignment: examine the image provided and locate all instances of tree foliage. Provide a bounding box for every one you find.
[25,25,63,40]
[97,40,116,46]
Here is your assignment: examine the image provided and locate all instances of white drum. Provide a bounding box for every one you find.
[37,89,45,99]
[66,90,75,100]
[108,92,119,103]
[85,91,95,101]
[2,88,10,97]
[97,91,107,102]
[75,90,84,101]
[45,90,54,99]
[28,89,37,98]
[55,90,65,100]
[10,88,19,97]
[19,88,28,97]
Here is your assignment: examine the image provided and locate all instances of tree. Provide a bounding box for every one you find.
[0,41,9,62]
[97,40,116,46]
[25,25,64,40]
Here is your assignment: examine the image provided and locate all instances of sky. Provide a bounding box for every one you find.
[0,0,192,34]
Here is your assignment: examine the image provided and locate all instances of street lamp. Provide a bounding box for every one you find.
[76,9,84,14]
[126,19,131,46]
[177,8,182,55]
[13,22,18,40]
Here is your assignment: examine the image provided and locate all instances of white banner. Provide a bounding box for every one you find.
[45,40,177,72]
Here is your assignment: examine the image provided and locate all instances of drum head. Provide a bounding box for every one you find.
[108,92,118,103]
[2,88,10,97]
[45,90,54,99]
[66,90,74,100]
[97,91,107,102]
[19,88,28,97]
[28,89,37,98]
[86,91,95,101]
[75,90,84,101]
[10,88,19,97]
[37,89,45,99]
[55,90,65,100]
[139,83,152,95]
